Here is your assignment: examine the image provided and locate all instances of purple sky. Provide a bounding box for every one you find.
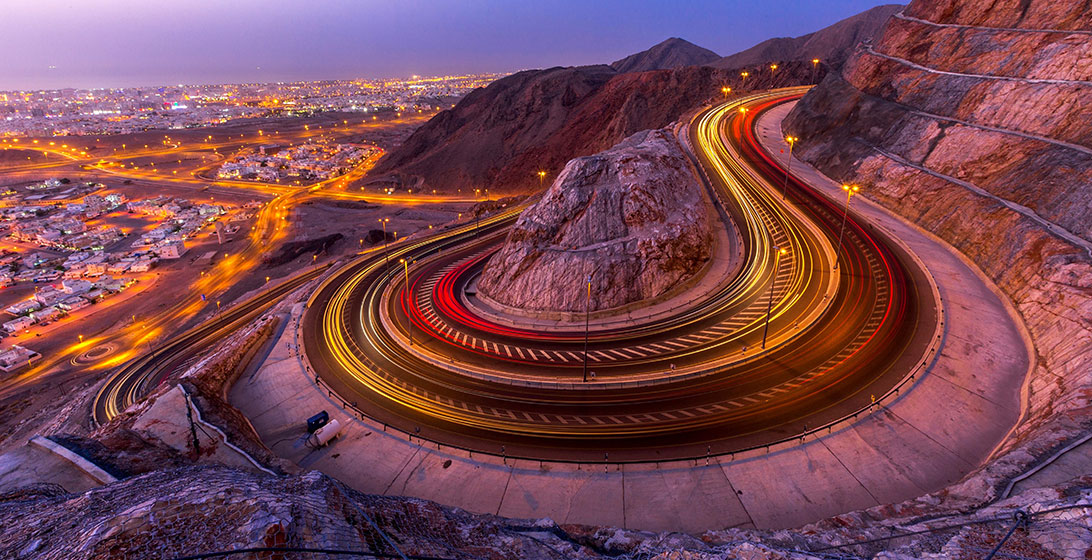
[1,0,895,91]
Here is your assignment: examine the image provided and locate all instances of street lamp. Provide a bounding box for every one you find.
[781,136,798,200]
[721,86,731,99]
[761,246,788,349]
[770,63,778,72]
[741,71,749,87]
[537,170,546,189]
[474,188,482,237]
[379,218,390,271]
[400,257,415,346]
[582,273,592,383]
[834,184,860,270]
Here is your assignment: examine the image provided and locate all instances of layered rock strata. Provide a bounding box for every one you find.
[477,129,714,313]
[784,0,1092,501]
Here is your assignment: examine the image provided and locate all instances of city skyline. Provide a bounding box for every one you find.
[2,0,893,91]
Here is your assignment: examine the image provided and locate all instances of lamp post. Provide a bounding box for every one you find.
[401,257,415,346]
[582,273,592,383]
[762,246,788,349]
[379,218,390,272]
[537,170,546,189]
[781,136,798,200]
[770,63,778,72]
[741,71,749,88]
[834,184,860,270]
[474,188,482,237]
[721,86,731,99]
[812,58,820,81]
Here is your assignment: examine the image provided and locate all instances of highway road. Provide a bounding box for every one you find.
[92,262,329,426]
[301,90,940,462]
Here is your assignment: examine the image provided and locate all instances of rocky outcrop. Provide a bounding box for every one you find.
[1,463,1087,559]
[710,4,903,71]
[368,62,825,195]
[477,129,714,313]
[784,0,1092,504]
[610,37,721,73]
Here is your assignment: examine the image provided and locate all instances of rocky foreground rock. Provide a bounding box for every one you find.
[477,129,715,314]
[785,0,1092,505]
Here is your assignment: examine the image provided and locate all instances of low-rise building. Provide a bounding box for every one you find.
[5,300,41,315]
[2,316,34,333]
[156,239,187,259]
[29,306,63,323]
[0,345,41,371]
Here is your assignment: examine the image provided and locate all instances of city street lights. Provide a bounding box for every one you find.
[834,184,860,270]
[379,218,390,272]
[721,86,731,99]
[781,136,798,200]
[762,246,788,349]
[400,257,415,346]
[741,71,749,88]
[537,170,546,189]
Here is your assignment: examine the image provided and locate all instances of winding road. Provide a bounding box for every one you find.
[300,89,940,462]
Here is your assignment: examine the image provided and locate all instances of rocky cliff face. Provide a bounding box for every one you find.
[784,0,1092,495]
[368,63,823,196]
[610,37,721,73]
[477,129,713,313]
[710,4,903,70]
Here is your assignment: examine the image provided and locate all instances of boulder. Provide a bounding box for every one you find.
[477,129,714,313]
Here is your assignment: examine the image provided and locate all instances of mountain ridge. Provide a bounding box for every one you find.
[610,37,721,73]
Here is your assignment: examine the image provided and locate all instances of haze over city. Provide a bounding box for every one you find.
[0,1,1089,558]
[3,0,891,90]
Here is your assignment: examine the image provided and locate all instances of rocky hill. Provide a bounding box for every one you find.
[610,37,721,73]
[784,0,1092,500]
[366,62,822,195]
[477,129,713,313]
[710,4,902,70]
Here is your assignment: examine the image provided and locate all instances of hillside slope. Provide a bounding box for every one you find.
[784,0,1092,498]
[366,61,822,195]
[610,37,721,73]
[710,4,902,70]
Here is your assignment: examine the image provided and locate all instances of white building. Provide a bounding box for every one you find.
[156,239,187,259]
[2,316,34,333]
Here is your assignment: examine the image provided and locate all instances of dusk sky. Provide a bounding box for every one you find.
[2,0,894,91]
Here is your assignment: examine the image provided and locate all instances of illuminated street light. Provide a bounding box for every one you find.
[721,86,731,99]
[770,63,778,71]
[761,246,788,349]
[379,218,390,271]
[834,184,861,270]
[474,188,482,237]
[582,272,593,383]
[781,136,798,200]
[400,257,415,346]
[537,170,546,189]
